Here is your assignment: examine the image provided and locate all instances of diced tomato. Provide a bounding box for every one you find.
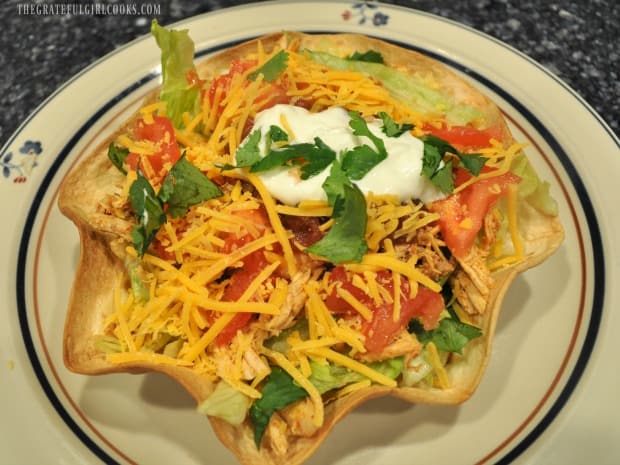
[125,115,181,181]
[362,286,444,354]
[207,59,295,121]
[151,238,176,262]
[222,208,271,253]
[431,168,521,258]
[215,249,269,346]
[185,69,203,87]
[325,267,444,354]
[254,82,291,111]
[207,59,257,105]
[423,123,503,149]
[214,208,272,346]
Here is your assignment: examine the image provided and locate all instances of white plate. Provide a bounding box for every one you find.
[1,1,618,464]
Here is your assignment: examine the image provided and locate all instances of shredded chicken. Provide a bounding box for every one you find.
[451,246,494,314]
[265,412,289,456]
[262,269,312,331]
[396,225,455,282]
[356,329,422,363]
[280,397,320,438]
[241,347,269,380]
[483,208,503,250]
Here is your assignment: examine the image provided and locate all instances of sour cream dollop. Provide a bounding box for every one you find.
[245,104,445,205]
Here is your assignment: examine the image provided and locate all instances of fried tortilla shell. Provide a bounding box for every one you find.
[58,32,563,465]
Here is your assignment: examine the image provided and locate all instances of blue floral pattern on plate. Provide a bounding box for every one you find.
[342,1,390,26]
[1,140,43,183]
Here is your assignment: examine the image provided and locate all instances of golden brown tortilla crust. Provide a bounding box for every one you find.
[58,32,563,465]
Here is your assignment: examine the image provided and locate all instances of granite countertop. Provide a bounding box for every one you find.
[1,0,618,147]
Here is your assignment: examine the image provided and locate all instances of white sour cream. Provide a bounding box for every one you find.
[245,104,445,205]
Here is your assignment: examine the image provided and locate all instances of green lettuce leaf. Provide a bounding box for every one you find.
[306,51,484,125]
[151,20,200,130]
[198,380,251,426]
[510,153,559,216]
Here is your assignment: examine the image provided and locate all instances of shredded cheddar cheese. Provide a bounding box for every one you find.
[96,31,540,441]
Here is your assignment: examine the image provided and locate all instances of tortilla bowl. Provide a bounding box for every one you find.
[58,31,564,465]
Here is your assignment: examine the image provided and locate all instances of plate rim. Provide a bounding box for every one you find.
[4,2,615,464]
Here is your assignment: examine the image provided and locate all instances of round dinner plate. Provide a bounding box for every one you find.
[1,1,618,464]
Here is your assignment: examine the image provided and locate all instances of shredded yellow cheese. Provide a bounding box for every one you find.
[101,34,533,413]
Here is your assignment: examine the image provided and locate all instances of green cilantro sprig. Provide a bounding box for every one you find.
[248,50,289,82]
[379,111,414,137]
[305,162,369,263]
[249,366,308,447]
[340,111,388,180]
[421,134,488,193]
[346,50,384,64]
[250,137,337,180]
[409,305,482,354]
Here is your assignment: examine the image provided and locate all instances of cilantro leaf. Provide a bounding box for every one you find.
[458,151,488,176]
[430,159,455,194]
[249,366,308,447]
[235,129,262,167]
[321,160,350,207]
[348,111,387,157]
[341,111,388,180]
[341,144,386,180]
[249,137,336,180]
[421,142,442,179]
[129,172,167,257]
[107,144,129,174]
[409,305,482,354]
[300,137,337,179]
[267,125,289,145]
[378,111,414,137]
[159,154,223,217]
[422,134,488,177]
[346,50,384,64]
[306,182,368,263]
[248,50,289,82]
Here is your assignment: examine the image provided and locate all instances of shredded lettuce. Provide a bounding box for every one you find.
[249,356,404,447]
[126,258,150,303]
[510,153,559,216]
[401,353,433,387]
[305,51,483,125]
[197,380,251,426]
[309,356,404,393]
[94,335,122,354]
[151,20,201,130]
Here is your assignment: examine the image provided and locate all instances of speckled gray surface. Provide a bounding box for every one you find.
[0,0,618,149]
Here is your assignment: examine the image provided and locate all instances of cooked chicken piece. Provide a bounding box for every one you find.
[452,246,494,314]
[396,225,455,282]
[483,208,503,249]
[241,347,269,380]
[356,329,422,363]
[265,412,289,456]
[280,397,320,438]
[262,269,312,331]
